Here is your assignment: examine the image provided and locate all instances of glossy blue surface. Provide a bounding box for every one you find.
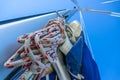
[78,0,120,80]
[0,0,120,80]
[0,0,74,21]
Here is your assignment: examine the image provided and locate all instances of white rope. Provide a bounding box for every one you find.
[4,17,66,76]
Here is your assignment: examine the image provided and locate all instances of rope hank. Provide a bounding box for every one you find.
[4,17,66,75]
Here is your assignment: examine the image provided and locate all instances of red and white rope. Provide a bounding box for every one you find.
[4,17,66,75]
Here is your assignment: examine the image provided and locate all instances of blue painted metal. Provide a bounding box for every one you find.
[0,0,75,21]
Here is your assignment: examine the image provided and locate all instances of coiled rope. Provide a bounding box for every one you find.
[4,17,66,75]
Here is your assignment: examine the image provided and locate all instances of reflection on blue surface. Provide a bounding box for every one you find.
[0,0,120,80]
[0,0,74,21]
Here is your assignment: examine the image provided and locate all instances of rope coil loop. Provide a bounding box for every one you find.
[4,17,66,75]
